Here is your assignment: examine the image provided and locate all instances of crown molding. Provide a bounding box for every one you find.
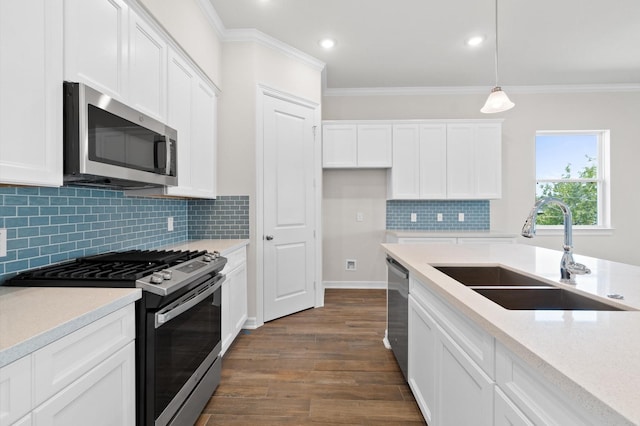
[224,28,325,72]
[196,0,226,39]
[323,83,640,97]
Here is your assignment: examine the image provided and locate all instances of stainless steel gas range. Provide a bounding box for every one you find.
[6,249,227,426]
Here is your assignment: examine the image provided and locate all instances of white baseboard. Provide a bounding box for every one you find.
[323,281,387,290]
[242,317,260,330]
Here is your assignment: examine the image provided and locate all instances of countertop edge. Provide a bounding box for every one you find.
[0,289,141,368]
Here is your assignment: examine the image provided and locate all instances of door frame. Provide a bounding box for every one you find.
[255,84,323,327]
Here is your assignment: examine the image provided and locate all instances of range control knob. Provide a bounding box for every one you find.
[203,254,212,262]
[160,269,173,280]
[150,273,164,284]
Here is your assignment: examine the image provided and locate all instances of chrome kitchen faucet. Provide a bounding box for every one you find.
[521,197,591,284]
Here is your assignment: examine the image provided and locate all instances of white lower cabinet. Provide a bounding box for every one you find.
[407,274,598,425]
[494,387,533,426]
[0,305,136,426]
[221,246,248,356]
[32,342,135,426]
[408,280,494,426]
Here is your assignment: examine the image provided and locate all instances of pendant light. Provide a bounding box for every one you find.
[481,0,514,113]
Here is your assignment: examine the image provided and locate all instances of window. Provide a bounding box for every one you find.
[535,130,610,228]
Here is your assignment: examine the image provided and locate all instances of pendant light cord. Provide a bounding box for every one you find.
[494,0,499,87]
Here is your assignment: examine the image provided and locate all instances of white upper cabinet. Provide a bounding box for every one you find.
[447,122,502,199]
[388,120,502,200]
[63,0,129,100]
[322,122,392,168]
[64,0,167,121]
[128,12,167,121]
[0,0,63,187]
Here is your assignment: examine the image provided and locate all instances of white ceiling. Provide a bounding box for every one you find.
[208,0,640,92]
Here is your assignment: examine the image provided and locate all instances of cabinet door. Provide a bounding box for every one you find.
[436,329,494,426]
[165,49,195,196]
[419,124,447,199]
[323,124,357,167]
[356,124,392,167]
[63,0,129,100]
[190,78,217,198]
[474,123,502,199]
[128,10,166,120]
[0,355,32,426]
[389,124,420,199]
[446,123,476,199]
[0,0,63,187]
[32,343,135,426]
[408,295,437,425]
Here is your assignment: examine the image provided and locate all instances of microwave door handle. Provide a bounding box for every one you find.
[165,135,172,175]
[152,136,169,173]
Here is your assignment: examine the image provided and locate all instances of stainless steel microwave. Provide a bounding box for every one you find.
[63,82,178,189]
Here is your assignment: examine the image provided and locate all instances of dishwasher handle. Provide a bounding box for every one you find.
[386,257,409,280]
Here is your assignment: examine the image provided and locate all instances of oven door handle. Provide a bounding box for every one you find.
[155,276,225,328]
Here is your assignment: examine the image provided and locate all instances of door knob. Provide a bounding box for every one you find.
[265,235,274,241]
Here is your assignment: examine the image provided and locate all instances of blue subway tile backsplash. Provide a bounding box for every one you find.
[0,187,250,283]
[386,200,490,231]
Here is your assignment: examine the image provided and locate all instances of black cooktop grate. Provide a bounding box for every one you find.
[7,249,207,285]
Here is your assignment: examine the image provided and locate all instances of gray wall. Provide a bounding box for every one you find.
[322,91,640,283]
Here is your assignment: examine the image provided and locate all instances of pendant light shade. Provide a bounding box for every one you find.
[481,0,514,113]
[481,86,514,113]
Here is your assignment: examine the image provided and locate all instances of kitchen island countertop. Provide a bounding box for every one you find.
[382,242,640,425]
[0,286,141,368]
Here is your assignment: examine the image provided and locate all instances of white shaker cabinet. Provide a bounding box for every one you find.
[408,276,495,426]
[322,123,392,168]
[164,49,218,199]
[0,0,63,187]
[128,11,167,121]
[63,0,129,101]
[0,305,135,426]
[447,122,502,199]
[64,0,167,122]
[388,123,447,199]
[388,120,502,200]
[221,245,248,356]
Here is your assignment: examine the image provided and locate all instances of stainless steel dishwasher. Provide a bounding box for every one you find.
[386,256,409,380]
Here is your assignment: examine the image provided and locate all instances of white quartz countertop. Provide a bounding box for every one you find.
[164,239,249,255]
[386,230,517,238]
[382,242,640,425]
[0,287,141,368]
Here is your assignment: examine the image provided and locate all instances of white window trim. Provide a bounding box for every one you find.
[535,129,611,231]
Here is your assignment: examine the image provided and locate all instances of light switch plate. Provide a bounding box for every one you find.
[437,213,443,222]
[167,217,174,231]
[0,228,6,257]
[458,213,465,222]
[356,212,364,222]
[410,213,417,222]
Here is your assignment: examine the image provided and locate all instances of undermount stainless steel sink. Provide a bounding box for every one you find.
[435,266,628,311]
[471,286,624,311]
[434,266,550,287]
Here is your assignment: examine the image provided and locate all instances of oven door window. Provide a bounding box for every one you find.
[88,104,168,174]
[151,285,221,419]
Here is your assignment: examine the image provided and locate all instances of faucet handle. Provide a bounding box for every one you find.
[567,262,591,275]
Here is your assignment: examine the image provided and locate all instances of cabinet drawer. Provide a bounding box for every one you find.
[0,355,32,426]
[33,305,135,406]
[222,246,246,273]
[410,276,494,377]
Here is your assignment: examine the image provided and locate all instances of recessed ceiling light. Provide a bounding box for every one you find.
[466,35,485,47]
[319,38,336,49]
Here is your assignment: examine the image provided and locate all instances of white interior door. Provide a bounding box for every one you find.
[262,93,317,322]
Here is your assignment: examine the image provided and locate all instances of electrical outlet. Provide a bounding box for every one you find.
[0,228,6,257]
[437,213,443,222]
[346,259,357,271]
[458,213,465,222]
[356,212,364,222]
[410,213,417,222]
[167,217,174,231]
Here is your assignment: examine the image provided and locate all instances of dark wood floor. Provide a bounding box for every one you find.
[196,289,426,425]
